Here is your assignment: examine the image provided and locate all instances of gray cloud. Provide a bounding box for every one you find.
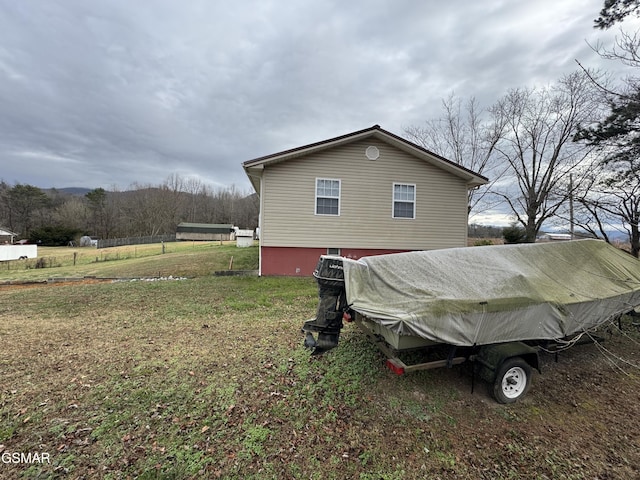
[0,0,636,191]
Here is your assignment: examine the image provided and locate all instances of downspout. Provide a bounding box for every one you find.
[258,175,264,276]
[244,167,264,276]
[467,184,480,245]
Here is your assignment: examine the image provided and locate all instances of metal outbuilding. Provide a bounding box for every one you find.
[176,223,235,241]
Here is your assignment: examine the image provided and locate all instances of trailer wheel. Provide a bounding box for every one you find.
[493,357,531,404]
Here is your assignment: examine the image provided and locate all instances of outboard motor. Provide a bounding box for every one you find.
[302,255,348,355]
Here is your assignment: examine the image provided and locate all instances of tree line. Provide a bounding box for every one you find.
[405,0,640,256]
[0,174,258,245]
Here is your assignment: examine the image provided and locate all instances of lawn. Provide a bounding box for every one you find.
[0,241,257,282]
[0,244,639,479]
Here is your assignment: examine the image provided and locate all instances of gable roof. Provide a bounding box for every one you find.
[176,222,234,234]
[242,125,489,193]
[0,227,18,236]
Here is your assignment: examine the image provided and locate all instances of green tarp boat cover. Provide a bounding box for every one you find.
[342,240,640,346]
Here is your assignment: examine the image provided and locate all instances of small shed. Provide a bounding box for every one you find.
[79,235,99,247]
[176,223,235,241]
[235,229,254,248]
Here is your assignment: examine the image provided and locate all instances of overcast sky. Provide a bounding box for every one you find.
[0,0,637,199]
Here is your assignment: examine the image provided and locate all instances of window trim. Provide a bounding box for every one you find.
[392,182,416,219]
[315,178,341,216]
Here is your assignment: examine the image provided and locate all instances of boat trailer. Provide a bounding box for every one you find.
[300,253,615,403]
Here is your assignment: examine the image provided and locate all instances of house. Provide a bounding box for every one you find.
[175,223,235,241]
[242,125,488,276]
[537,233,573,242]
[0,227,18,244]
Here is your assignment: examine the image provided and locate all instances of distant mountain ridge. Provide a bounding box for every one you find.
[46,187,93,196]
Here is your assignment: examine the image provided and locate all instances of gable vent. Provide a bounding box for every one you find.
[365,146,379,160]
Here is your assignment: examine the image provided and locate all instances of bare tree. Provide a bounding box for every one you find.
[569,150,640,255]
[53,195,89,233]
[592,30,640,68]
[180,176,213,223]
[212,184,240,224]
[489,71,603,242]
[234,191,259,229]
[404,94,505,213]
[122,177,186,237]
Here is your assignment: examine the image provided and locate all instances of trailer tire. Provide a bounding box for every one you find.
[492,356,531,404]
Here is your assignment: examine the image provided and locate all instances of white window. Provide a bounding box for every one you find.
[327,248,341,255]
[393,183,415,219]
[316,178,340,215]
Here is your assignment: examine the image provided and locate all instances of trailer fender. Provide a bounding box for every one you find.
[475,342,540,383]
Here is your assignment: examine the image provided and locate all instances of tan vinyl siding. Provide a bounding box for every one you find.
[261,139,469,250]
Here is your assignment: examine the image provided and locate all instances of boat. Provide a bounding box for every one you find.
[340,239,640,347]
